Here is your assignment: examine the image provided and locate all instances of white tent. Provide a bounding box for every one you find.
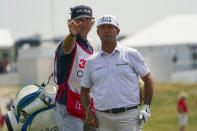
[0,29,14,49]
[18,42,56,85]
[120,14,197,47]
[120,14,197,82]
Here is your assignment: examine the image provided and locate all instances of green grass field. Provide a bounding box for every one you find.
[2,83,197,131]
[143,83,197,131]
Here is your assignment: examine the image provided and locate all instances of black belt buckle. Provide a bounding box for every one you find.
[110,108,124,113]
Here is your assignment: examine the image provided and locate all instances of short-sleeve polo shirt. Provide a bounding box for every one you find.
[81,43,149,110]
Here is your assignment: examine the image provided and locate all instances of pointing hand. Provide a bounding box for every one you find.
[68,20,82,36]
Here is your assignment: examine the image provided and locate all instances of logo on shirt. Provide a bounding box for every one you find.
[95,66,105,71]
[77,59,86,78]
[77,70,83,77]
[116,63,128,66]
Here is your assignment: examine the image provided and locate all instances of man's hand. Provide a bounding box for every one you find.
[86,111,98,128]
[68,20,82,36]
[139,104,151,123]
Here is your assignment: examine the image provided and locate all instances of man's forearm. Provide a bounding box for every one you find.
[80,87,91,112]
[62,34,76,54]
[142,73,154,105]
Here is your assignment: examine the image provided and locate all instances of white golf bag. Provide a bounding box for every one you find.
[4,74,58,131]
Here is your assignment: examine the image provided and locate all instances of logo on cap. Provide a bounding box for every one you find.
[70,5,94,20]
[101,16,112,23]
[76,9,91,13]
[97,15,119,28]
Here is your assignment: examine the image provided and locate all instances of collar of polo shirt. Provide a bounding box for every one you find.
[100,43,121,56]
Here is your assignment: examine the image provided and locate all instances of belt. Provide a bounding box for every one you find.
[98,105,138,113]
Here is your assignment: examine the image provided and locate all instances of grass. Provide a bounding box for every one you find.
[143,83,197,131]
[2,83,197,131]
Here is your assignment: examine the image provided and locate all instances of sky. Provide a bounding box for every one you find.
[1,0,197,43]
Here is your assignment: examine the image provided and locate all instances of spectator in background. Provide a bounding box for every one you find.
[0,107,5,129]
[0,54,9,74]
[0,60,3,73]
[177,92,188,131]
[2,54,9,73]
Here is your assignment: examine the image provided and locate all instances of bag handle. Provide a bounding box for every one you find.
[41,73,54,87]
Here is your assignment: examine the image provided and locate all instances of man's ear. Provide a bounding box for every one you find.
[91,20,95,26]
[67,19,71,23]
[116,28,120,36]
[97,29,99,35]
[97,28,102,38]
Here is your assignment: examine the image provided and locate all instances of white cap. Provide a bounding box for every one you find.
[179,92,188,98]
[97,15,119,28]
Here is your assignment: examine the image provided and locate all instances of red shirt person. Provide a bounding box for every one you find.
[177,92,188,131]
[177,98,188,113]
[0,108,4,128]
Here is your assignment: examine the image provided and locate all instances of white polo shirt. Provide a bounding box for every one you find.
[81,43,149,110]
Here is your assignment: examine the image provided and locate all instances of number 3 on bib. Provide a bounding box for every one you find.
[79,59,86,69]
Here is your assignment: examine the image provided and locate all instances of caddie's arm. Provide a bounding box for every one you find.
[141,73,154,105]
[62,20,82,54]
[80,87,98,128]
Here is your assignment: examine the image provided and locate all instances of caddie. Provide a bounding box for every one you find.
[80,14,154,131]
[54,5,96,131]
